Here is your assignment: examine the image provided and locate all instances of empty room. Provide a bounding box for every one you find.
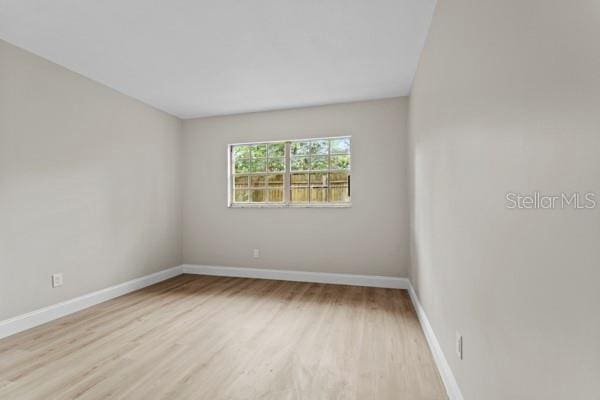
[0,0,598,399]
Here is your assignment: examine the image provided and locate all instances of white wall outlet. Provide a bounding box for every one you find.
[253,249,260,258]
[456,332,463,360]
[52,273,63,288]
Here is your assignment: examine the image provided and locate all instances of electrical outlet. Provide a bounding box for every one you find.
[52,273,63,288]
[253,249,260,258]
[456,332,463,360]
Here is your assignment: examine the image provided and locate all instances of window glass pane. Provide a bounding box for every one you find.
[330,138,350,154]
[310,140,329,155]
[310,173,328,187]
[330,171,350,203]
[234,190,249,202]
[250,158,266,172]
[291,157,309,171]
[231,137,350,206]
[310,188,328,202]
[291,173,309,185]
[233,145,251,159]
[291,141,310,156]
[268,189,284,202]
[234,175,249,188]
[268,143,285,157]
[310,156,329,171]
[235,159,251,173]
[250,190,266,202]
[250,144,267,158]
[331,155,350,170]
[268,174,284,187]
[329,186,349,202]
[267,158,285,172]
[250,175,266,187]
[329,172,349,186]
[290,187,309,203]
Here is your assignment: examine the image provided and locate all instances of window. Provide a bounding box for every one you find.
[228,136,351,207]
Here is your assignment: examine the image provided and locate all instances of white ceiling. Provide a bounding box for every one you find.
[0,0,435,119]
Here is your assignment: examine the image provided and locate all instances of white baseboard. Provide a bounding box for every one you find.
[0,265,184,340]
[182,264,410,289]
[408,283,464,400]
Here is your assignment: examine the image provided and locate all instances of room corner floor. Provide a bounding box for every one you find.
[0,274,446,400]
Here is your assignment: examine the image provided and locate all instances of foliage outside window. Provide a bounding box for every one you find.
[229,136,351,207]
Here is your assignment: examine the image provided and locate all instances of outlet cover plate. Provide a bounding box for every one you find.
[52,273,63,288]
[456,332,463,360]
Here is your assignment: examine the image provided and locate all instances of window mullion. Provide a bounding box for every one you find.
[284,142,291,206]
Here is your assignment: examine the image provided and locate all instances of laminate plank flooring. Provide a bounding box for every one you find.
[0,274,447,400]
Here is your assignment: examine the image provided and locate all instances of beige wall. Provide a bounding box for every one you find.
[182,98,409,277]
[409,0,600,399]
[0,39,182,320]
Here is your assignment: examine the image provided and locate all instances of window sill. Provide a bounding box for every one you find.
[228,203,352,209]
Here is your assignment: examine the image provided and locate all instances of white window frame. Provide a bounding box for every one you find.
[227,136,352,208]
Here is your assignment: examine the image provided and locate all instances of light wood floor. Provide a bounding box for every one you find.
[0,275,446,400]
